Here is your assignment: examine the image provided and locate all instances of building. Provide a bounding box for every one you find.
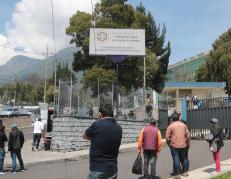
[162,82,227,111]
[166,52,208,82]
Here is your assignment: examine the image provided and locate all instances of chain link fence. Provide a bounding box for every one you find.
[57,80,156,120]
[57,80,98,116]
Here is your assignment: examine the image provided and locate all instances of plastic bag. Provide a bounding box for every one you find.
[205,134,213,142]
[210,141,218,152]
[132,154,142,175]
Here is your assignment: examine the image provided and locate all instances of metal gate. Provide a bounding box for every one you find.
[187,97,231,138]
[158,98,168,137]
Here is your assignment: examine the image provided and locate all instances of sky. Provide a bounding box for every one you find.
[0,0,231,65]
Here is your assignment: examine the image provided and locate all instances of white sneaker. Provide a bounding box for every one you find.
[0,172,6,175]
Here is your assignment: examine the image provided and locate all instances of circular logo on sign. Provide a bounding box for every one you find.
[97,32,108,41]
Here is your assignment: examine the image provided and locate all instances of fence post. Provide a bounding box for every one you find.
[181,98,187,122]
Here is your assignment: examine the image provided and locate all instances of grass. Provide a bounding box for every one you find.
[212,171,231,179]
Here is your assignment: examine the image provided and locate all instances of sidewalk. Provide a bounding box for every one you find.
[168,159,231,179]
[4,141,137,167]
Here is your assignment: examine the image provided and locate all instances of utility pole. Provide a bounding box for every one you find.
[70,76,72,110]
[57,79,61,115]
[112,80,116,107]
[143,56,146,106]
[54,58,57,107]
[13,78,16,108]
[98,76,100,105]
[43,45,49,103]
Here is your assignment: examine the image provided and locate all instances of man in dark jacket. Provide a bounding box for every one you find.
[0,119,7,175]
[83,103,122,179]
[8,124,25,173]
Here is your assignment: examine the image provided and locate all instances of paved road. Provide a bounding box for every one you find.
[1,140,231,179]
[5,127,33,141]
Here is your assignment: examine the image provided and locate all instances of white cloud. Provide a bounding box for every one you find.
[0,0,99,65]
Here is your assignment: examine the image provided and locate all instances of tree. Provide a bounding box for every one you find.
[196,28,231,95]
[49,62,77,84]
[66,0,170,93]
[84,66,115,97]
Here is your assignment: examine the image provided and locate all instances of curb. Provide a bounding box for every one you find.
[4,143,138,168]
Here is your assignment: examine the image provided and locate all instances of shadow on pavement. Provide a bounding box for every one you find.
[203,168,216,173]
[138,176,161,179]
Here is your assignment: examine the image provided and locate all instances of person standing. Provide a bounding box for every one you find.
[8,124,25,173]
[166,114,190,178]
[137,118,162,179]
[0,119,7,175]
[209,118,224,172]
[179,114,190,176]
[83,103,122,179]
[32,117,44,151]
[89,106,94,117]
[145,103,153,120]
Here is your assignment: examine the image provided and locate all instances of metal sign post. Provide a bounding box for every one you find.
[89,28,145,118]
[108,55,128,117]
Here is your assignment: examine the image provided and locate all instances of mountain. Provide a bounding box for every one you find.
[0,46,79,85]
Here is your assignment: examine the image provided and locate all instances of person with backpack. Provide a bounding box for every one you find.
[207,118,224,172]
[137,118,162,179]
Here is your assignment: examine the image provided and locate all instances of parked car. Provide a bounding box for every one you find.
[18,109,32,116]
[0,108,20,117]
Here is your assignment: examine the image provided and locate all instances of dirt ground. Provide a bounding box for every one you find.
[1,116,32,130]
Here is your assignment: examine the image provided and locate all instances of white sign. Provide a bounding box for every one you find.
[89,28,145,56]
[39,102,48,124]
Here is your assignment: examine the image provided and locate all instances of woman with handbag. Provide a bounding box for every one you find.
[209,118,224,173]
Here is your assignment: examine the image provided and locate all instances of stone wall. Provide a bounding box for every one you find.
[51,116,146,152]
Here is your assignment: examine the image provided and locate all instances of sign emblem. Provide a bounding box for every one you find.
[97,32,108,41]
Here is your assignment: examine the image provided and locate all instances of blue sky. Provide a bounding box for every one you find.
[0,0,18,34]
[129,0,231,63]
[0,0,231,64]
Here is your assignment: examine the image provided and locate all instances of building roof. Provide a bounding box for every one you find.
[168,51,209,69]
[165,82,226,88]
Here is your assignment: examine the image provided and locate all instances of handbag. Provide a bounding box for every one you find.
[132,154,142,175]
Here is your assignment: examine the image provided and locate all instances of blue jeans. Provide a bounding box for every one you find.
[33,133,42,149]
[170,147,189,175]
[0,149,5,172]
[11,149,24,172]
[87,171,117,179]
